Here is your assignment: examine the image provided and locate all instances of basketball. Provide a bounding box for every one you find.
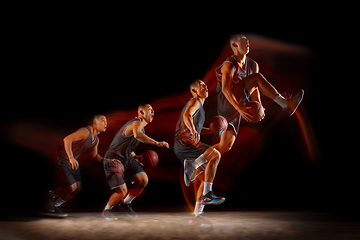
[140,150,159,168]
[209,115,228,134]
[243,101,265,123]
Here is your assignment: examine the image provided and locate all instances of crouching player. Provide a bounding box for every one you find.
[174,80,225,224]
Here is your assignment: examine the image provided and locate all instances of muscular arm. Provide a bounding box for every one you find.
[132,121,169,148]
[221,62,252,121]
[91,141,104,162]
[63,128,88,169]
[221,62,240,111]
[183,99,201,144]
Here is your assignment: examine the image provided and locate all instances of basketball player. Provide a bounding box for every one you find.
[214,34,304,154]
[102,104,169,220]
[45,114,108,216]
[174,80,225,223]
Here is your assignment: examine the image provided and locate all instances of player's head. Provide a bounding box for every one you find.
[138,103,155,123]
[190,80,208,99]
[93,114,107,132]
[230,34,249,55]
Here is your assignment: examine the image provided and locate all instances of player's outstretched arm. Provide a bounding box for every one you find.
[132,121,169,148]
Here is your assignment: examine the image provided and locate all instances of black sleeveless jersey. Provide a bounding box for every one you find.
[105,118,144,160]
[174,98,205,143]
[59,125,99,160]
[215,55,257,119]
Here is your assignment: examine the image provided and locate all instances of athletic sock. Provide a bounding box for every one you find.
[274,94,289,109]
[104,204,114,211]
[123,194,136,204]
[54,197,66,207]
[194,154,207,169]
[194,201,205,217]
[203,182,213,195]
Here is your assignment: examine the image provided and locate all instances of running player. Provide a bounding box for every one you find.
[174,80,225,223]
[214,34,304,154]
[45,114,108,216]
[102,104,169,220]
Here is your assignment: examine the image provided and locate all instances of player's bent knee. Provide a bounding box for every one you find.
[76,182,82,192]
[140,175,149,187]
[68,182,80,194]
[212,149,221,163]
[215,149,221,158]
[134,173,148,187]
[250,72,262,79]
[222,143,233,153]
[115,184,128,194]
[247,72,264,85]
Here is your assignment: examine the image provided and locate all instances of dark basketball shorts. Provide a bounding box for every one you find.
[174,138,212,181]
[104,153,145,192]
[57,156,81,188]
[223,113,242,137]
[217,81,251,137]
[174,136,210,165]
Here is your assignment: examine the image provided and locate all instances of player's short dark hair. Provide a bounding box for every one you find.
[189,79,201,92]
[138,103,150,112]
[229,34,245,47]
[93,114,105,122]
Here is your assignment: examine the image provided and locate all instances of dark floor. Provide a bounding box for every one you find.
[1,211,359,240]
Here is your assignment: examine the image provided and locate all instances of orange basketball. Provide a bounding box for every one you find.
[243,101,265,123]
[140,150,159,168]
[209,115,228,134]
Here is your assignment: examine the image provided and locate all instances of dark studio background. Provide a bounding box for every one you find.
[0,10,357,215]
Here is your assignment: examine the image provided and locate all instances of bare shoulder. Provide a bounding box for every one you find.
[188,98,200,107]
[124,120,142,136]
[65,127,89,142]
[75,128,89,139]
[184,98,200,116]
[221,61,234,74]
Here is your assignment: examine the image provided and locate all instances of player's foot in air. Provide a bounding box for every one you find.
[119,200,138,217]
[283,89,304,116]
[184,159,195,187]
[102,209,117,220]
[199,191,225,205]
[189,213,214,227]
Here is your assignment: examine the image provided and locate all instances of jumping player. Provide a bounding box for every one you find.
[102,104,169,220]
[214,34,304,154]
[45,114,108,216]
[174,80,225,223]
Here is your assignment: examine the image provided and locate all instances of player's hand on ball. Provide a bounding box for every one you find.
[156,141,169,148]
[236,104,253,122]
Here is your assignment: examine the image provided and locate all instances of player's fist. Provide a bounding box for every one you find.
[156,141,169,148]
